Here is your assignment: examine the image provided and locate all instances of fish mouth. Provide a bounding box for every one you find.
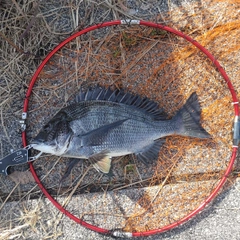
[31,138,51,148]
[30,139,57,154]
[31,138,56,147]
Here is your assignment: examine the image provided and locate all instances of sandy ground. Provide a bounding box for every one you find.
[0,0,240,239]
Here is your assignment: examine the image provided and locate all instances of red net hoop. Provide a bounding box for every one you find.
[22,20,239,238]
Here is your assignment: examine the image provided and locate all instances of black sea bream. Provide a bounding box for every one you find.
[32,86,210,174]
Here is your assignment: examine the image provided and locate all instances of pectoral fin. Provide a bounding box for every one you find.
[79,119,128,147]
[88,150,112,173]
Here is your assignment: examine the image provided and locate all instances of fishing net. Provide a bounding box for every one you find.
[24,22,239,237]
[0,0,240,238]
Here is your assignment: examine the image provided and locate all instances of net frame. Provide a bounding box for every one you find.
[21,20,239,238]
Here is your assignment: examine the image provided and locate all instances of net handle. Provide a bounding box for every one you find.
[22,20,239,237]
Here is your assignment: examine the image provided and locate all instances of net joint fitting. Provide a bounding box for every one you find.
[233,116,240,146]
[120,19,140,25]
[111,230,133,238]
[19,112,27,132]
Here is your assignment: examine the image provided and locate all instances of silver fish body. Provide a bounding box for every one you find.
[32,87,210,174]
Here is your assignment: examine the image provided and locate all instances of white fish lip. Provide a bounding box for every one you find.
[31,142,57,155]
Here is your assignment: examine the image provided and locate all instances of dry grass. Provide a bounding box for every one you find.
[0,0,240,238]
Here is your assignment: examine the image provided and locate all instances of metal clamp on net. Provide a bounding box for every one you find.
[0,145,42,175]
[233,115,240,147]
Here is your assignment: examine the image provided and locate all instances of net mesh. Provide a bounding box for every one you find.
[27,21,238,231]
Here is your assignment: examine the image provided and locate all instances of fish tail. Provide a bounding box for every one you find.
[174,92,211,139]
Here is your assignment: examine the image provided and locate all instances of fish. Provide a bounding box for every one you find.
[31,86,210,176]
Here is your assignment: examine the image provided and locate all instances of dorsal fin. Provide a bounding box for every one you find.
[76,86,168,120]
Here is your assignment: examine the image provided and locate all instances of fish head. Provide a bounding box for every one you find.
[31,112,73,155]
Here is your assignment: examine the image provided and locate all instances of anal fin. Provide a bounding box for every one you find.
[135,138,165,164]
